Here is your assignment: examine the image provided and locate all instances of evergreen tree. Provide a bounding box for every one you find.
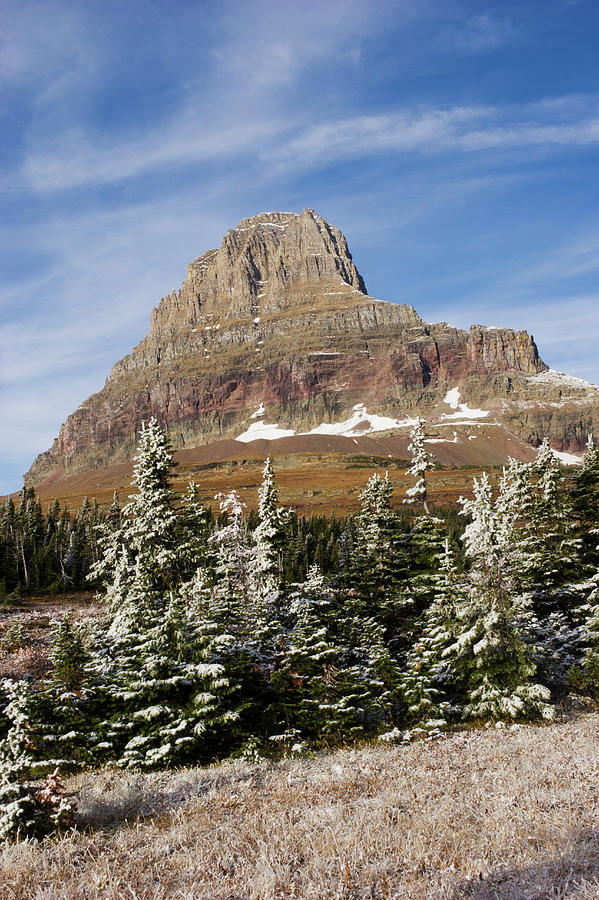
[571,434,599,571]
[88,422,248,768]
[90,418,179,635]
[0,679,74,840]
[271,568,399,743]
[206,491,255,637]
[52,615,89,692]
[1,499,19,594]
[352,472,405,625]
[404,418,432,515]
[40,618,96,771]
[106,491,121,529]
[0,680,38,841]
[252,458,286,599]
[403,514,448,616]
[442,473,553,722]
[528,440,582,594]
[400,540,462,729]
[176,481,211,579]
[502,444,587,687]
[569,435,599,696]
[94,590,245,770]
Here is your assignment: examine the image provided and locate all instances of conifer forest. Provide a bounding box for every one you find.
[1,419,599,841]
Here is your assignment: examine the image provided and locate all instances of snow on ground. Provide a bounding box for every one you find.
[441,387,490,421]
[236,421,296,442]
[305,404,418,437]
[530,369,597,390]
[235,404,418,443]
[444,387,461,410]
[551,449,583,466]
[437,420,500,427]
[235,221,289,231]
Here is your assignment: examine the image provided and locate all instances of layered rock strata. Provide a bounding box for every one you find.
[26,209,598,485]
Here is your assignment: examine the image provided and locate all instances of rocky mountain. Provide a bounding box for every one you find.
[26,209,598,490]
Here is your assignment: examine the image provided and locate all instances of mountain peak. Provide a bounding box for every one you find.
[24,209,597,491]
[152,207,367,331]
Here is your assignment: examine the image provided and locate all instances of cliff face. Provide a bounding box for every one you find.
[26,209,598,485]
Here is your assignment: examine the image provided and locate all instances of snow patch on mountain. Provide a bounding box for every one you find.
[441,387,490,421]
[531,369,598,390]
[236,421,296,442]
[305,405,418,437]
[236,404,418,443]
[551,448,583,466]
[444,387,461,410]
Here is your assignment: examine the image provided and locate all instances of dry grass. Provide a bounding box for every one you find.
[17,423,520,516]
[0,595,105,681]
[23,452,492,518]
[2,713,599,898]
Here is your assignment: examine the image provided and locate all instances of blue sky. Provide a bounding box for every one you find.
[2,0,599,493]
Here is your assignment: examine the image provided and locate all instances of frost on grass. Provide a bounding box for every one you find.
[2,714,599,899]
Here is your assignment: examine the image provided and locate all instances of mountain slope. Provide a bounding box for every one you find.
[26,209,598,489]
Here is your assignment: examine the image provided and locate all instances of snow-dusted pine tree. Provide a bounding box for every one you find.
[271,567,399,743]
[206,491,255,635]
[352,472,404,623]
[0,680,38,841]
[403,513,448,615]
[52,615,89,693]
[400,540,462,730]
[528,439,581,592]
[0,681,73,840]
[572,434,599,571]
[571,436,599,694]
[566,562,599,698]
[252,458,287,599]
[404,418,432,515]
[175,481,212,579]
[38,615,96,772]
[90,418,179,636]
[106,491,121,529]
[441,473,553,722]
[88,422,247,769]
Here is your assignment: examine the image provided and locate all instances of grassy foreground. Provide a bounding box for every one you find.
[1,713,599,899]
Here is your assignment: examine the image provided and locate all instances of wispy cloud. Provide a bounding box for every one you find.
[274,100,599,171]
[0,0,93,89]
[415,222,599,386]
[21,94,599,193]
[4,0,528,198]
[511,231,599,283]
[441,12,516,53]
[22,116,282,193]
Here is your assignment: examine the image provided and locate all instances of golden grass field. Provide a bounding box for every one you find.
[1,712,599,899]
[15,415,538,516]
[25,452,506,518]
